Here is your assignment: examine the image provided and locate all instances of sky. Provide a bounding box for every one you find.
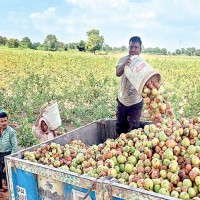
[0,0,200,52]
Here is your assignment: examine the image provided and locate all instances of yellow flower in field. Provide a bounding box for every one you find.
[64,100,76,110]
[179,108,184,114]
[84,103,91,109]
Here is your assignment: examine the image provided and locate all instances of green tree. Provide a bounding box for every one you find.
[57,41,65,50]
[112,47,121,52]
[20,37,32,48]
[153,47,161,54]
[190,47,196,55]
[0,36,8,46]
[86,29,104,54]
[68,43,78,50]
[102,44,112,52]
[32,42,41,50]
[7,38,19,48]
[121,45,128,51]
[64,44,68,51]
[195,49,200,56]
[161,48,167,55]
[186,47,196,56]
[181,48,186,54]
[175,49,181,55]
[43,34,59,51]
[77,40,86,52]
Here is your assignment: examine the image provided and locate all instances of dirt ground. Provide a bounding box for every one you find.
[0,190,8,200]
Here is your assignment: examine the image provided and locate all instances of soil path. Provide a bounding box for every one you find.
[0,190,8,200]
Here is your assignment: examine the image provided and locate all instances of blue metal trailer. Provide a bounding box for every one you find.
[5,119,178,200]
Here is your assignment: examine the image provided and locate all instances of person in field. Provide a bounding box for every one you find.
[116,36,143,137]
[0,112,18,192]
[32,111,57,143]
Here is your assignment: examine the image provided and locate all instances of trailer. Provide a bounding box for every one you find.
[5,119,179,200]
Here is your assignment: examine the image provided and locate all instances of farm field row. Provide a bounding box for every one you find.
[0,48,199,147]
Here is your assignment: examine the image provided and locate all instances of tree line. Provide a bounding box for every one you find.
[0,29,200,56]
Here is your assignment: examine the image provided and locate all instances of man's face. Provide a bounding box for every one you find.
[129,41,141,56]
[0,117,8,130]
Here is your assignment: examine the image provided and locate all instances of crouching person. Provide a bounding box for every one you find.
[32,111,57,143]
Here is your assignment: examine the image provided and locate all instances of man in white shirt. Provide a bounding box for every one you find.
[116,36,143,137]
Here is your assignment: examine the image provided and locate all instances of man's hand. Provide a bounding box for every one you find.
[123,56,132,67]
[116,56,133,77]
[3,167,6,173]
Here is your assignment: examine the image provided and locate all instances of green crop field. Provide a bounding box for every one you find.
[0,48,199,147]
